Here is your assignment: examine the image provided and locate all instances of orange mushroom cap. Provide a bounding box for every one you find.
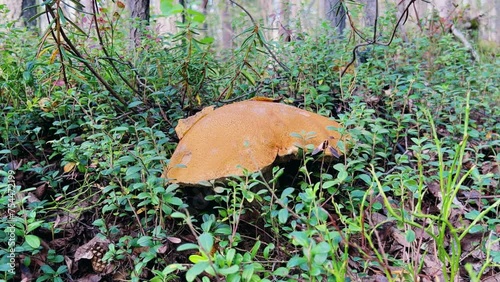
[164,100,346,185]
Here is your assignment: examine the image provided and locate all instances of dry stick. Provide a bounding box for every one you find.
[127,197,147,236]
[45,6,133,112]
[46,3,69,87]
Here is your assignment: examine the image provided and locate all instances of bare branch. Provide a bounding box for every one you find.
[229,0,289,72]
[341,0,419,77]
[45,5,132,111]
[90,0,142,96]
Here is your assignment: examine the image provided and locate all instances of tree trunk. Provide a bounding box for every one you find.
[150,0,178,35]
[179,0,185,23]
[1,0,23,27]
[21,0,37,29]
[491,0,500,44]
[359,0,376,28]
[201,0,208,31]
[281,0,291,27]
[127,0,150,47]
[221,0,233,50]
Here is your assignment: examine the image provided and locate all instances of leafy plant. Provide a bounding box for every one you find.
[1,0,499,280]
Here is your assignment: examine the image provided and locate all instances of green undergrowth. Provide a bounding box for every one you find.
[1,2,499,281]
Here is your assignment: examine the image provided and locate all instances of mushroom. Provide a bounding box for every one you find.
[164,99,346,185]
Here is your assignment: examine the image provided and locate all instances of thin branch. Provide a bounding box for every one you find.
[54,1,69,88]
[90,0,142,95]
[45,5,133,111]
[341,0,418,77]
[229,0,289,72]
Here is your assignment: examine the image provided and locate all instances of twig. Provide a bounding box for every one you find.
[53,1,69,88]
[44,5,134,113]
[341,0,418,77]
[91,0,142,95]
[229,0,290,72]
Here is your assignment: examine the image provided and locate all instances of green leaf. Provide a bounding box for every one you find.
[0,263,11,272]
[289,231,308,247]
[263,243,274,259]
[350,189,366,198]
[272,267,289,276]
[40,264,55,274]
[469,225,485,234]
[322,180,337,189]
[186,8,206,23]
[26,220,44,233]
[164,196,183,206]
[278,209,289,224]
[372,202,383,210]
[250,240,261,258]
[280,187,294,199]
[358,174,372,184]
[128,101,143,108]
[189,254,207,263]
[287,255,307,268]
[161,263,186,275]
[404,179,419,193]
[241,69,256,86]
[56,265,68,274]
[491,251,500,263]
[218,265,239,275]
[464,210,480,220]
[317,85,330,91]
[110,126,129,132]
[226,248,236,265]
[64,13,87,35]
[242,263,255,280]
[310,265,321,276]
[137,236,153,247]
[185,261,209,282]
[177,243,199,251]
[198,233,214,254]
[312,241,331,254]
[57,7,66,25]
[170,212,187,219]
[160,0,184,17]
[313,252,328,265]
[333,163,348,182]
[25,234,41,249]
[198,37,214,44]
[126,166,142,177]
[405,229,416,243]
[92,218,105,227]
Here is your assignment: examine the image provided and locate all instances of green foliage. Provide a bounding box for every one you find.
[370,92,500,281]
[0,1,499,281]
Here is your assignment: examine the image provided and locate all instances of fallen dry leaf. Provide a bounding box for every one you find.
[482,272,500,282]
[64,162,77,173]
[76,274,102,282]
[423,255,444,281]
